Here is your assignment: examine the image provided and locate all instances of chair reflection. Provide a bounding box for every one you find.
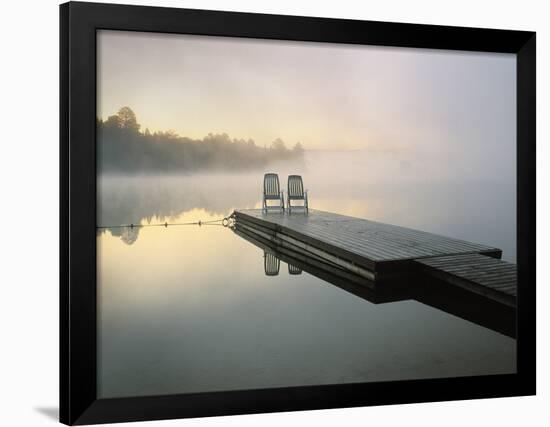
[288,263,302,275]
[263,251,303,276]
[263,252,280,276]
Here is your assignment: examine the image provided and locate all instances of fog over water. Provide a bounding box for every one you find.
[98,150,515,262]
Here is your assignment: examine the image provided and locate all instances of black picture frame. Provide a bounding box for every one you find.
[60,1,536,425]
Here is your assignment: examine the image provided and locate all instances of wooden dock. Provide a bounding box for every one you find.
[233,209,516,308]
[415,253,516,306]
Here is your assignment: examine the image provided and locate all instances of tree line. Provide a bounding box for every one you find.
[98,107,305,173]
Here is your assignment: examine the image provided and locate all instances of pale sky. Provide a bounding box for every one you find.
[97,30,515,154]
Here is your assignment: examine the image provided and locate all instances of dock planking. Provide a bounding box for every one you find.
[233,209,502,271]
[233,209,516,306]
[414,253,516,307]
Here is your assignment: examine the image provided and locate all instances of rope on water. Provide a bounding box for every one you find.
[97,214,234,230]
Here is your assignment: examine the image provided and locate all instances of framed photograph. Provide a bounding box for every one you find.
[60,1,536,425]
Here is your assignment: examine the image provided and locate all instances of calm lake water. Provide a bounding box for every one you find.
[97,150,516,398]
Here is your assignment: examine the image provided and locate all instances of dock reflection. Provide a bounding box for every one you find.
[234,226,516,339]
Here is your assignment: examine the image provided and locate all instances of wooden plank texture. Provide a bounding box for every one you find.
[414,253,517,307]
[234,209,501,266]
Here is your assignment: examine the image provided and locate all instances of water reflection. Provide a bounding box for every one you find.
[112,225,140,245]
[263,251,303,276]
[263,252,280,276]
[98,206,516,398]
[288,263,303,275]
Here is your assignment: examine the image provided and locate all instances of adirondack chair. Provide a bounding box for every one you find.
[262,173,284,213]
[287,175,308,213]
[264,252,280,276]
